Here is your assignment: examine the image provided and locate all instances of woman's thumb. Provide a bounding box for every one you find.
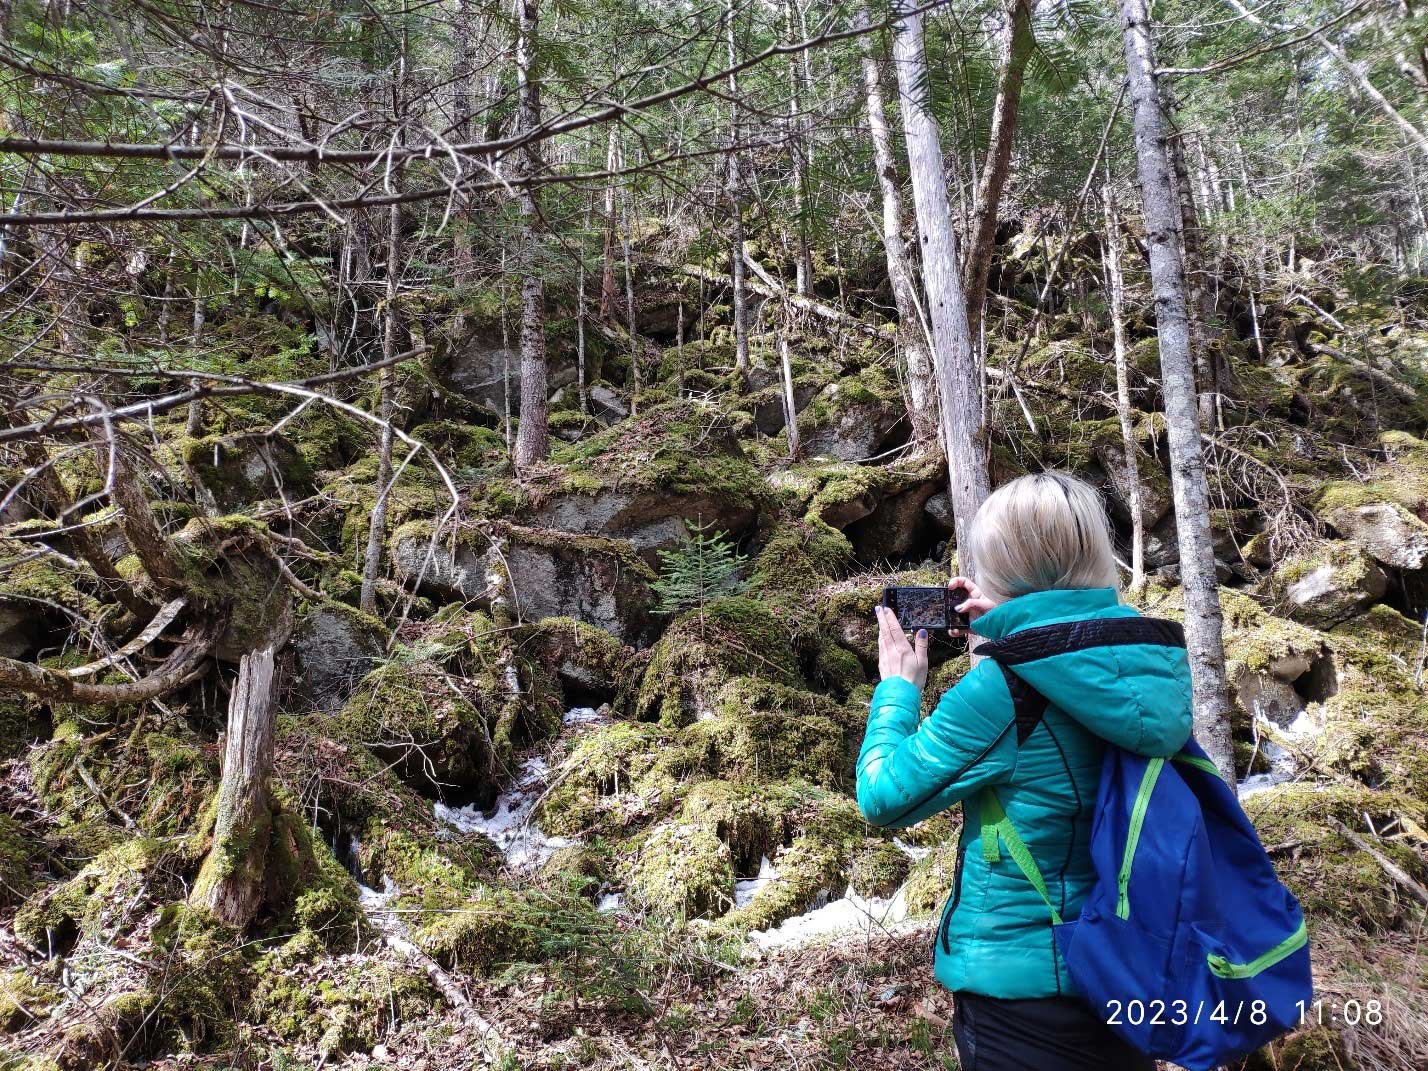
[915,629,929,659]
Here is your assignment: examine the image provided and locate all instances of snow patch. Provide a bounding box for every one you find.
[435,706,610,867]
[893,837,931,861]
[597,892,625,914]
[733,855,778,907]
[749,885,911,950]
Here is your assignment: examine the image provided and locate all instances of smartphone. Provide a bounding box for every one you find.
[881,586,971,632]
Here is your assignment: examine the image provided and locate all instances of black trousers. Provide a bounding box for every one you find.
[952,992,1155,1071]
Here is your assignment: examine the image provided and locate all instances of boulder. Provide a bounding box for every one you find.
[845,478,942,563]
[0,603,34,660]
[182,432,315,511]
[502,527,658,646]
[290,601,390,712]
[1089,426,1174,528]
[745,366,819,436]
[796,368,909,462]
[392,523,657,645]
[1273,541,1388,629]
[1321,497,1428,573]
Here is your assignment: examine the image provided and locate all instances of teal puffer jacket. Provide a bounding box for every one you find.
[856,587,1193,999]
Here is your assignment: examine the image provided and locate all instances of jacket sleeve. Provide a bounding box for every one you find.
[855,659,1018,829]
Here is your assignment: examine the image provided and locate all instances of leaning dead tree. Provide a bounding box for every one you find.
[191,647,279,928]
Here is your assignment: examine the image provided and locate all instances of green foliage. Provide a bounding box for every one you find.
[651,521,748,616]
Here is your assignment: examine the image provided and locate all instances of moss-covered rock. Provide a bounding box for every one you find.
[1268,541,1388,628]
[749,517,852,595]
[289,598,389,712]
[415,885,547,973]
[626,822,735,919]
[901,837,963,917]
[0,967,61,1033]
[181,430,315,511]
[796,365,908,462]
[538,720,674,838]
[333,660,500,804]
[849,838,911,898]
[518,616,633,705]
[1243,783,1428,931]
[634,597,802,726]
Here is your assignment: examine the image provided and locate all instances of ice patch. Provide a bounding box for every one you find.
[597,892,625,913]
[893,837,931,861]
[749,885,911,950]
[733,855,778,907]
[1238,708,1322,800]
[436,707,610,867]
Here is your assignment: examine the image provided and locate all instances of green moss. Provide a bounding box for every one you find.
[334,661,497,800]
[0,549,101,620]
[634,597,802,726]
[1243,783,1428,931]
[0,815,42,907]
[626,823,735,919]
[548,398,770,505]
[251,949,437,1057]
[539,720,672,838]
[181,431,315,509]
[722,829,851,932]
[416,885,546,973]
[849,838,911,898]
[901,837,963,917]
[749,517,852,595]
[0,968,61,1033]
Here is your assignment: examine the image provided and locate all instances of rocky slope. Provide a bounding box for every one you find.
[2,237,1427,1070]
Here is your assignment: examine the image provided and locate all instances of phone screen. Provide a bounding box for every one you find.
[885,586,948,630]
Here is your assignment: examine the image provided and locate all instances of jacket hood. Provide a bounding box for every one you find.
[972,588,1194,757]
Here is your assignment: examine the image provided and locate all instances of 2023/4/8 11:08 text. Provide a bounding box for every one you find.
[1104,999,1384,1028]
[1297,999,1384,1025]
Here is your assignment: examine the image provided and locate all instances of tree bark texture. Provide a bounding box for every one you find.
[963,0,1034,345]
[858,11,938,449]
[1119,0,1235,783]
[891,0,992,572]
[191,646,278,928]
[1103,183,1146,592]
[512,0,550,470]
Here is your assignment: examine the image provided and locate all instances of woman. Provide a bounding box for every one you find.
[857,472,1193,1071]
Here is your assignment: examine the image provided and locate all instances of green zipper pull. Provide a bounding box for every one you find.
[1115,757,1165,920]
[1206,921,1308,978]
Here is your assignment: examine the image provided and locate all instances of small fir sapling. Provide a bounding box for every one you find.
[651,521,748,616]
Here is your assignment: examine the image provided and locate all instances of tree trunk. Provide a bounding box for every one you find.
[963,0,1034,345]
[726,0,750,389]
[779,331,802,459]
[858,8,938,449]
[359,192,401,613]
[191,647,278,929]
[891,0,992,573]
[1168,128,1222,430]
[577,207,590,414]
[784,0,813,296]
[623,191,639,411]
[599,127,619,324]
[1103,182,1145,593]
[512,0,550,470]
[1119,0,1235,783]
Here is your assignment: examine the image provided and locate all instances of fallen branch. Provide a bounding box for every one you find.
[1328,816,1428,907]
[63,598,188,679]
[0,617,220,703]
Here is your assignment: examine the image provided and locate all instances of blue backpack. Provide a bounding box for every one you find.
[981,648,1312,1071]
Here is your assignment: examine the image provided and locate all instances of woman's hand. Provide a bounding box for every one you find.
[947,576,996,640]
[875,605,929,689]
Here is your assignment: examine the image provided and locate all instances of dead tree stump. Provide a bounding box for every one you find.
[191,646,278,928]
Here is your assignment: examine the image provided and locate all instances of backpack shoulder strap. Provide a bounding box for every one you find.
[978,786,1063,925]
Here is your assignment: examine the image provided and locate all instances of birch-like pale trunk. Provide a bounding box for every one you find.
[784,0,812,296]
[623,192,639,412]
[599,126,619,323]
[726,0,750,388]
[1103,183,1145,592]
[359,192,401,614]
[891,0,992,571]
[1168,129,1222,430]
[779,331,802,459]
[512,0,550,470]
[191,647,277,928]
[1119,0,1235,782]
[858,7,938,449]
[963,0,1034,344]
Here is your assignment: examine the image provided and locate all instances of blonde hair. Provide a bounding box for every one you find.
[965,471,1120,605]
